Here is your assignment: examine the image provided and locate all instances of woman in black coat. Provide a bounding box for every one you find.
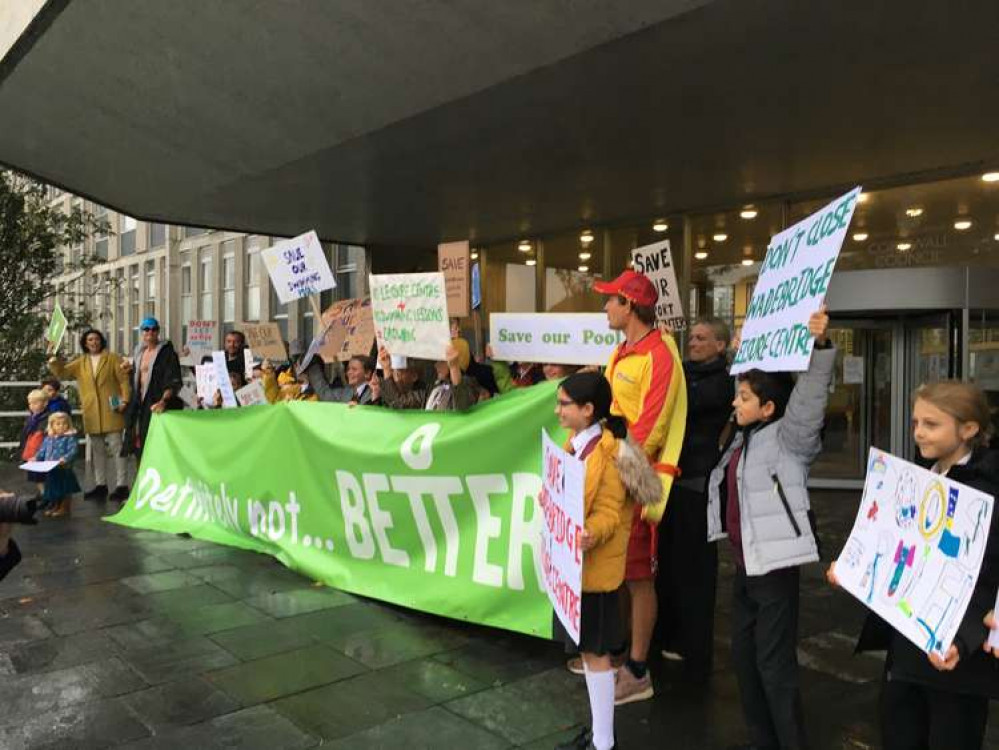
[656,318,734,677]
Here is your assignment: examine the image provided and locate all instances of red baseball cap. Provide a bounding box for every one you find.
[593,270,658,307]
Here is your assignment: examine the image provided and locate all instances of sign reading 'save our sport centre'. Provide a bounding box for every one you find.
[632,240,686,331]
[489,313,623,366]
[731,186,861,374]
[262,230,336,305]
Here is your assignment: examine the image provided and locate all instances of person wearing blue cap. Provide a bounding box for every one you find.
[121,317,183,457]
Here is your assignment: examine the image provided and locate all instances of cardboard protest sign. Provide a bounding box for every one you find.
[490,313,623,366]
[370,272,450,360]
[185,320,216,365]
[632,240,686,331]
[242,323,288,363]
[194,364,217,403]
[235,380,268,407]
[319,298,375,362]
[732,187,861,374]
[836,448,994,656]
[438,241,470,318]
[261,230,336,305]
[211,352,237,408]
[539,430,585,644]
[45,303,68,353]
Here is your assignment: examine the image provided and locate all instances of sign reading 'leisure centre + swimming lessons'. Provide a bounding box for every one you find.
[490,313,623,366]
[107,384,564,637]
[731,186,861,375]
[369,272,451,361]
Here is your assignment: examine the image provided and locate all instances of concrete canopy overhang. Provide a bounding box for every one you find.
[1,0,998,248]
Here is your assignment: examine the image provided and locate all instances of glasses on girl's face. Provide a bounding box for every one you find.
[556,399,575,407]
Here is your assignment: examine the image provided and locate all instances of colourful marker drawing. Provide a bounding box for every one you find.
[888,541,915,596]
[919,480,946,539]
[937,487,961,558]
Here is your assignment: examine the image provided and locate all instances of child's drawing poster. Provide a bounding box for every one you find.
[837,448,994,655]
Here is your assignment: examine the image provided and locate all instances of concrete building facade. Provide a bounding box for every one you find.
[45,187,367,358]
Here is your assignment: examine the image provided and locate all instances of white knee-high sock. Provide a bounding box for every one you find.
[583,665,616,750]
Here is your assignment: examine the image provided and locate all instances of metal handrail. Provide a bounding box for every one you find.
[0,380,85,450]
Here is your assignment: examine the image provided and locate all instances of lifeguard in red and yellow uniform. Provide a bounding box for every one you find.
[592,269,687,705]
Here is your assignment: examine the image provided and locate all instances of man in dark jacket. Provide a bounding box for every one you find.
[657,317,734,679]
[122,318,183,457]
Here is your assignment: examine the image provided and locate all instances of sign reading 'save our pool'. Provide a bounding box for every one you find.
[489,313,623,365]
[732,187,861,374]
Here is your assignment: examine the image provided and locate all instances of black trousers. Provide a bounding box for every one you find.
[731,565,807,750]
[881,673,989,750]
[656,485,718,673]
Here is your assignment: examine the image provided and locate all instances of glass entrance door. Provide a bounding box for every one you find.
[813,313,958,486]
[812,321,896,483]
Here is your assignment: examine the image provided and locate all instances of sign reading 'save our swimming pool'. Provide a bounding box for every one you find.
[732,187,861,374]
[262,230,336,305]
[490,313,623,366]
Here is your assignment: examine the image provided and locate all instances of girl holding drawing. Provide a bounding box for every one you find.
[34,411,81,518]
[829,381,999,750]
[549,372,660,750]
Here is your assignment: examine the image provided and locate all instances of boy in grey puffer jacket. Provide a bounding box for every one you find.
[707,308,835,750]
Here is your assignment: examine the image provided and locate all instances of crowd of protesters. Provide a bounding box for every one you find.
[15,266,999,750]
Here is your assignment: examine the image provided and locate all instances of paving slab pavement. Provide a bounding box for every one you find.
[1,461,997,749]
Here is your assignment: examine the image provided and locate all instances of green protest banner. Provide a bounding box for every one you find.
[108,383,565,637]
[45,302,68,353]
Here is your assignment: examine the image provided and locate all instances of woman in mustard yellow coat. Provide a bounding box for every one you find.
[48,329,131,500]
[550,372,661,750]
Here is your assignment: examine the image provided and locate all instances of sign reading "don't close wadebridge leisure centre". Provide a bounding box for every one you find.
[732,186,861,374]
[108,384,566,637]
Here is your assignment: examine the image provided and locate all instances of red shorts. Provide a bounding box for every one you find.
[625,504,658,581]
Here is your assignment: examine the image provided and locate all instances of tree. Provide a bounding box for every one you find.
[0,170,109,381]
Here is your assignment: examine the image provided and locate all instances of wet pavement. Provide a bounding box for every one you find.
[1,461,997,749]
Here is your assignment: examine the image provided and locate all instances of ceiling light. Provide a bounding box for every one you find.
[994,233,999,241]
[694,251,709,260]
[580,231,594,244]
[712,233,728,242]
[741,258,754,266]
[740,208,758,220]
[525,259,536,266]
[905,207,923,218]
[852,232,868,242]
[652,220,668,232]
[982,172,999,183]
[578,252,592,260]
[577,265,589,273]
[857,193,869,203]
[470,251,479,260]
[954,219,973,231]
[897,242,912,251]
[517,240,532,252]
